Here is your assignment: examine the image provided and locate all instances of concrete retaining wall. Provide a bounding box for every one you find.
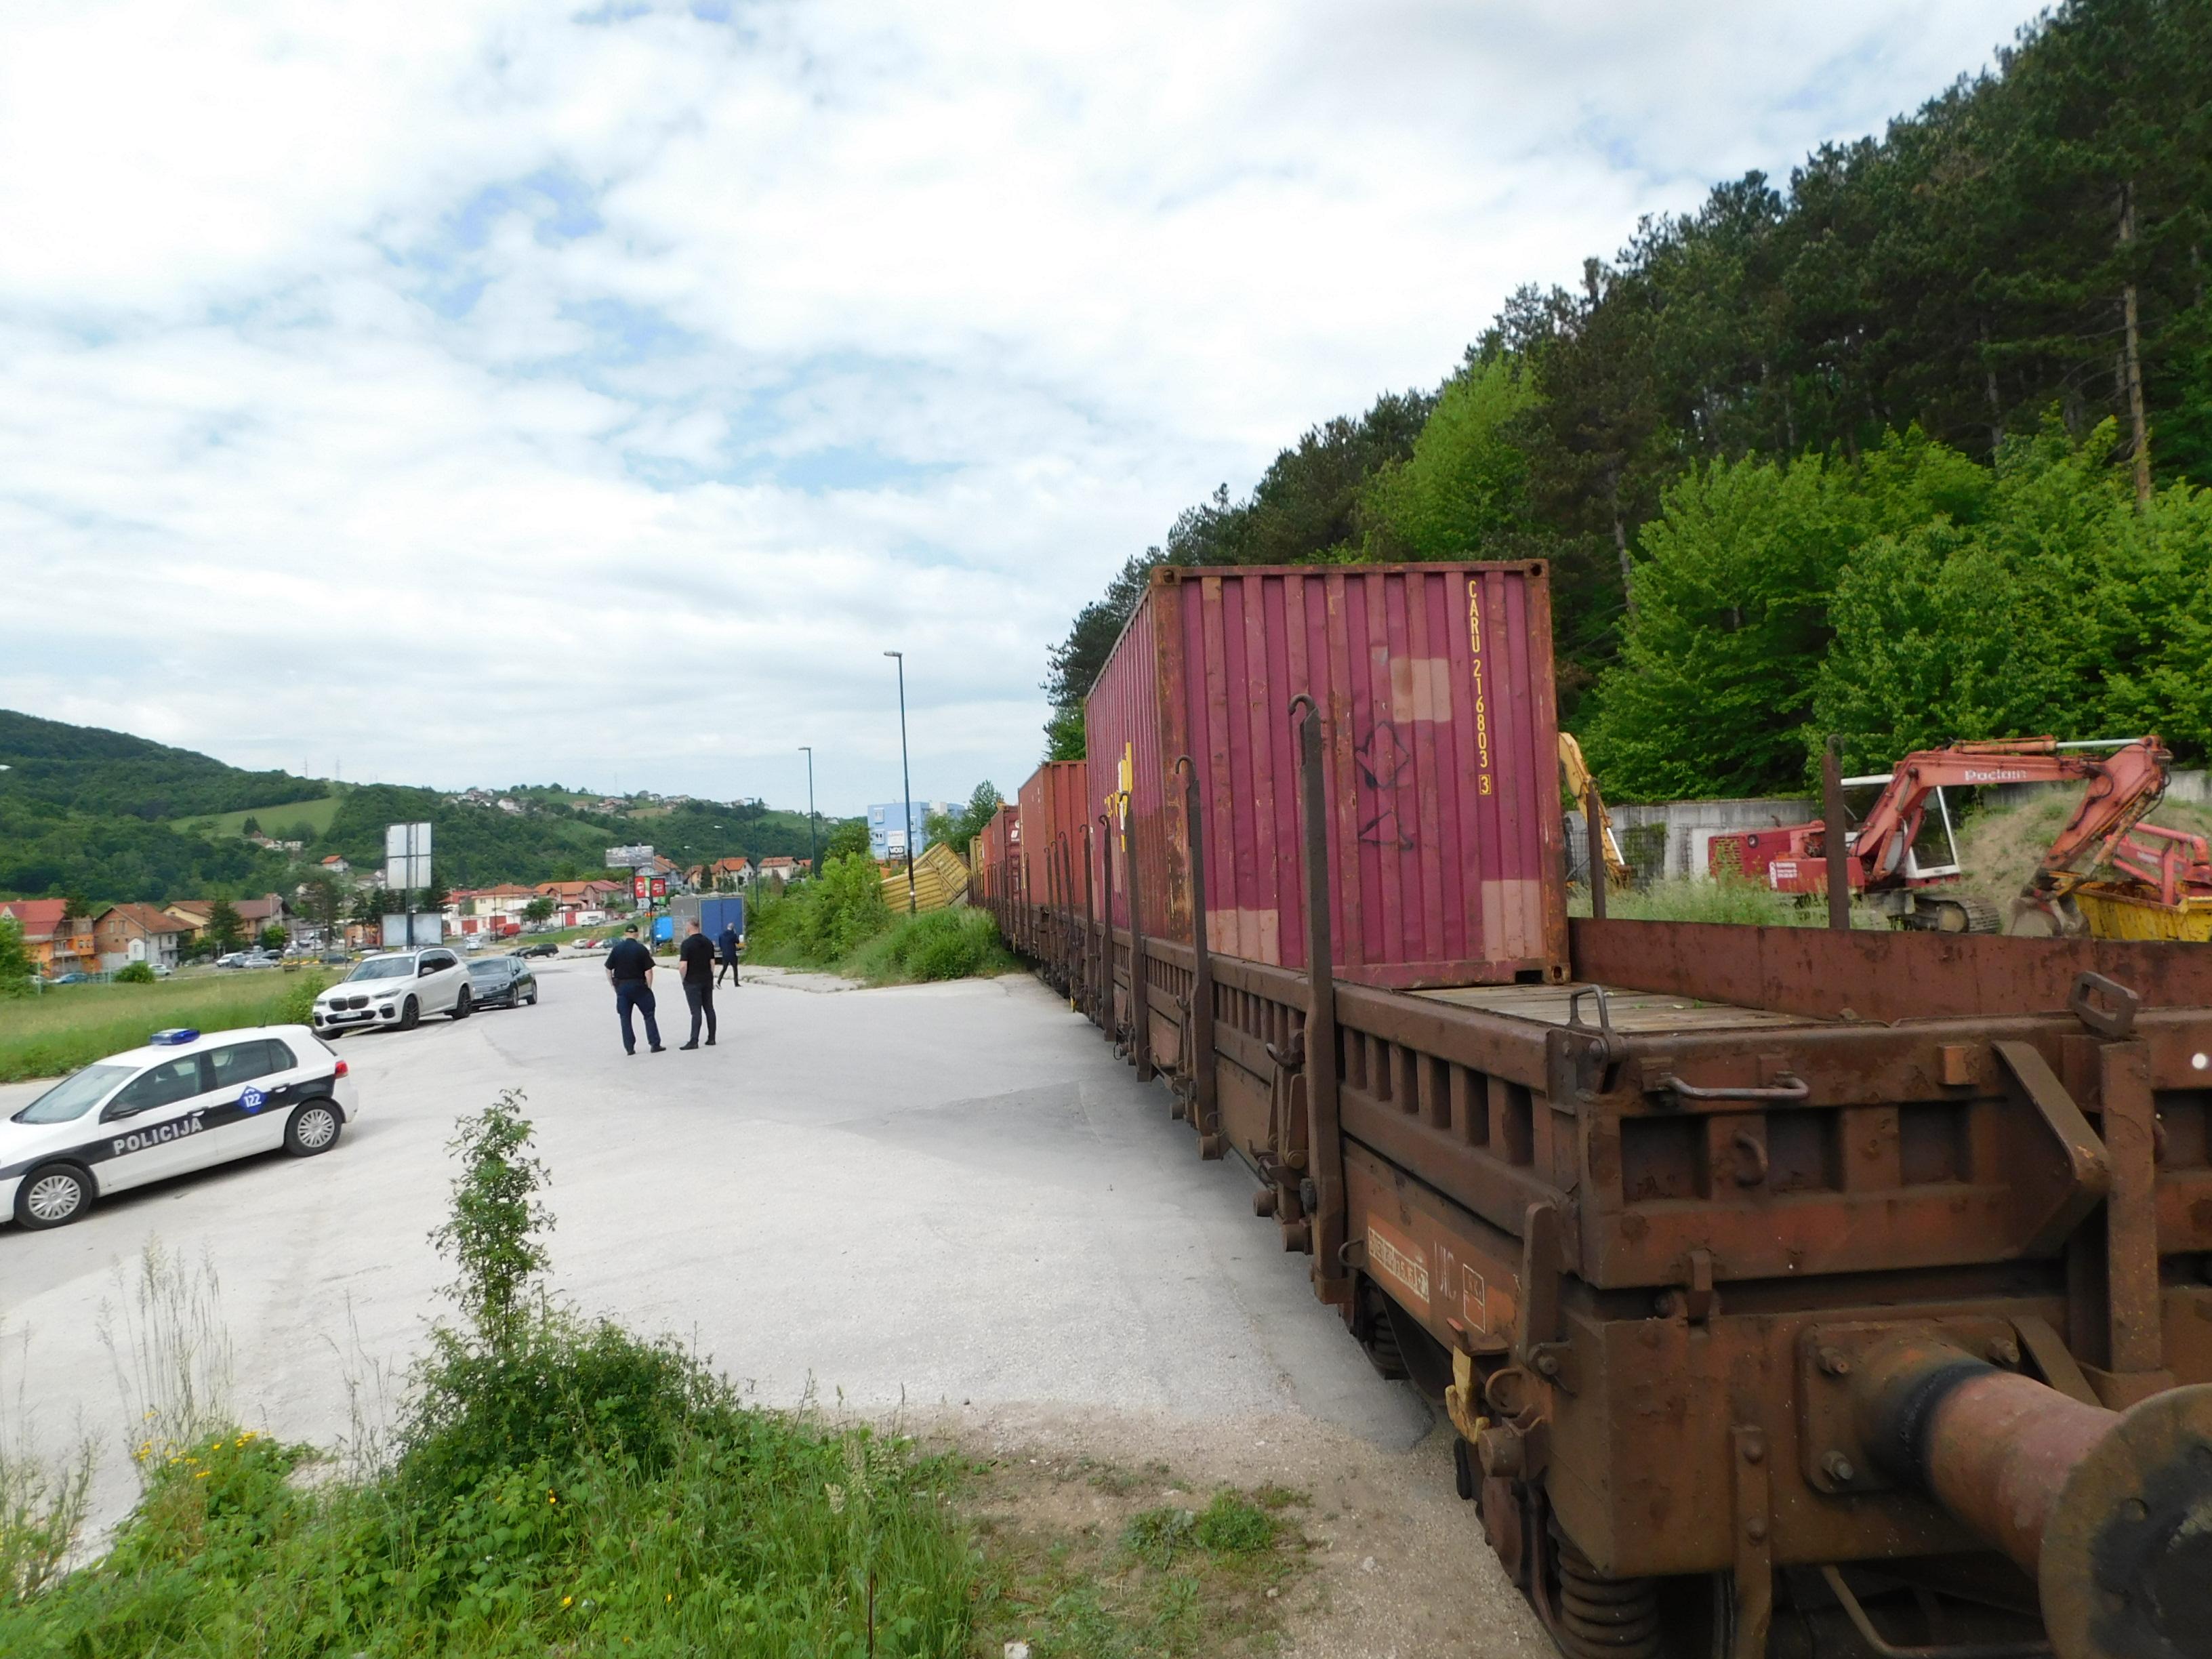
[1565,796,1815,886]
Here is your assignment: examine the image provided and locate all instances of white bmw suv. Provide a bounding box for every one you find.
[2,1025,359,1230]
[311,947,472,1036]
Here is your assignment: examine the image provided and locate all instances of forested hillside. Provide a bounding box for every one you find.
[0,708,327,820]
[0,711,834,903]
[1046,0,2212,799]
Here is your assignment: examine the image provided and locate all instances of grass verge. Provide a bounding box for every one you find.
[1566,874,1889,927]
[969,1460,1308,1659]
[0,972,327,1082]
[747,857,1018,986]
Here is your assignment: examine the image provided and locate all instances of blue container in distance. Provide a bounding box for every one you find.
[699,896,746,941]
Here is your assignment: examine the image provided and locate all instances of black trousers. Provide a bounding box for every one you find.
[716,954,739,985]
[684,977,717,1043]
[615,981,661,1052]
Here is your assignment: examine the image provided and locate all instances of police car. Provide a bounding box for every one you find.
[1,1025,359,1231]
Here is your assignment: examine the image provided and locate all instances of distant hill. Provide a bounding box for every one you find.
[0,708,328,821]
[0,708,843,904]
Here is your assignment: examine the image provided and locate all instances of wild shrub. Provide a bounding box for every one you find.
[114,962,156,985]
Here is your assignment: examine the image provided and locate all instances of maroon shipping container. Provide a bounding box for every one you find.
[1084,562,1568,989]
[1017,761,1091,918]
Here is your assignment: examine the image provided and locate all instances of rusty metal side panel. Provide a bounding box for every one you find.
[1157,562,1566,989]
[1570,917,2212,1019]
[1084,579,1177,937]
[1016,768,1047,914]
[1017,761,1089,911]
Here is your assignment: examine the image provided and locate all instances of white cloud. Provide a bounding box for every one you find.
[0,0,2035,813]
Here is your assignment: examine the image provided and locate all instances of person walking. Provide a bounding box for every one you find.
[605,923,663,1055]
[716,919,741,987]
[678,918,718,1049]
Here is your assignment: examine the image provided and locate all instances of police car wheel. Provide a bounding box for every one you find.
[527,989,539,1006]
[16,1164,92,1229]
[451,986,471,1021]
[284,1103,342,1157]
[398,996,419,1031]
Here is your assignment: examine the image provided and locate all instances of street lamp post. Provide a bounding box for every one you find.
[798,745,817,878]
[884,651,917,914]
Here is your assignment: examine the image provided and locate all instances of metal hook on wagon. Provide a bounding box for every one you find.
[1289,691,1317,726]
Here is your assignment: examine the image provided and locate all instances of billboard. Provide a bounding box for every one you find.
[632,873,651,903]
[606,844,656,869]
[380,913,442,947]
[384,822,432,890]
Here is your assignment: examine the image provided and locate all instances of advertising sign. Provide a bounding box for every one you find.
[606,844,656,869]
[650,876,668,901]
[632,874,651,903]
[380,913,441,947]
[384,822,433,890]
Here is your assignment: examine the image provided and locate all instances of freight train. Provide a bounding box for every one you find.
[979,562,2212,1659]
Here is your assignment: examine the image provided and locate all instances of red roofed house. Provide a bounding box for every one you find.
[94,903,195,972]
[443,884,539,937]
[0,899,98,977]
[533,878,625,925]
[756,857,808,885]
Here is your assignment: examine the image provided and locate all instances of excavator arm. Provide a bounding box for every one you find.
[1559,733,1631,891]
[1848,737,2171,925]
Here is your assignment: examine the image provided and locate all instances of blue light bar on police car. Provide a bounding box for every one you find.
[150,1028,200,1046]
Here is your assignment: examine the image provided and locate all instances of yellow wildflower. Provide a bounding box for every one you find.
[562,1597,573,1607]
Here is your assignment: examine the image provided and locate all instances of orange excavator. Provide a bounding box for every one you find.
[1707,736,2179,935]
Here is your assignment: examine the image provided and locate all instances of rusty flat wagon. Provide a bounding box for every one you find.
[1000,558,2212,1659]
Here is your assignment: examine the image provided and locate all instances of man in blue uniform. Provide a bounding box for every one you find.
[604,924,663,1054]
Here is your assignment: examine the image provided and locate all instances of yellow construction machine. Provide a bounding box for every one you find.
[1559,732,1631,891]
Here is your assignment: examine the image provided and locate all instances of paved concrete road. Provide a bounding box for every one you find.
[3,958,1432,1535]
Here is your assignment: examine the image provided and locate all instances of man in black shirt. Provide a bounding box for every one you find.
[677,918,718,1050]
[604,924,663,1054]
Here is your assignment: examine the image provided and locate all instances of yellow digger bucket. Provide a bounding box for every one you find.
[2074,880,2212,942]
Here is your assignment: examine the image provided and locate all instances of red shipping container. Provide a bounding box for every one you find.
[1017,761,1091,917]
[1084,562,1568,989]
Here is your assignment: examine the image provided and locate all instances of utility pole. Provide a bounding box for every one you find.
[884,651,916,914]
[798,745,817,878]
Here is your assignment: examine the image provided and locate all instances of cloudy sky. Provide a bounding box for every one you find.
[0,0,2035,816]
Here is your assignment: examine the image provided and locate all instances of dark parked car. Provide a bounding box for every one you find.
[510,942,558,958]
[466,955,538,1010]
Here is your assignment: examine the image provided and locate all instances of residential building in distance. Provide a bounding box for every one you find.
[534,878,627,925]
[867,800,949,861]
[689,855,753,890]
[93,903,194,972]
[756,856,810,884]
[319,854,351,876]
[0,899,98,977]
[443,884,539,937]
[165,894,294,947]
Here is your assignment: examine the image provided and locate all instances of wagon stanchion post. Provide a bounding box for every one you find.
[1097,810,1118,1047]
[1585,781,1608,922]
[1291,694,1349,1306]
[1061,838,1081,1004]
[1080,821,1097,1020]
[1174,756,1221,1158]
[1824,735,1851,931]
[1061,837,1079,997]
[1121,790,1153,1082]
